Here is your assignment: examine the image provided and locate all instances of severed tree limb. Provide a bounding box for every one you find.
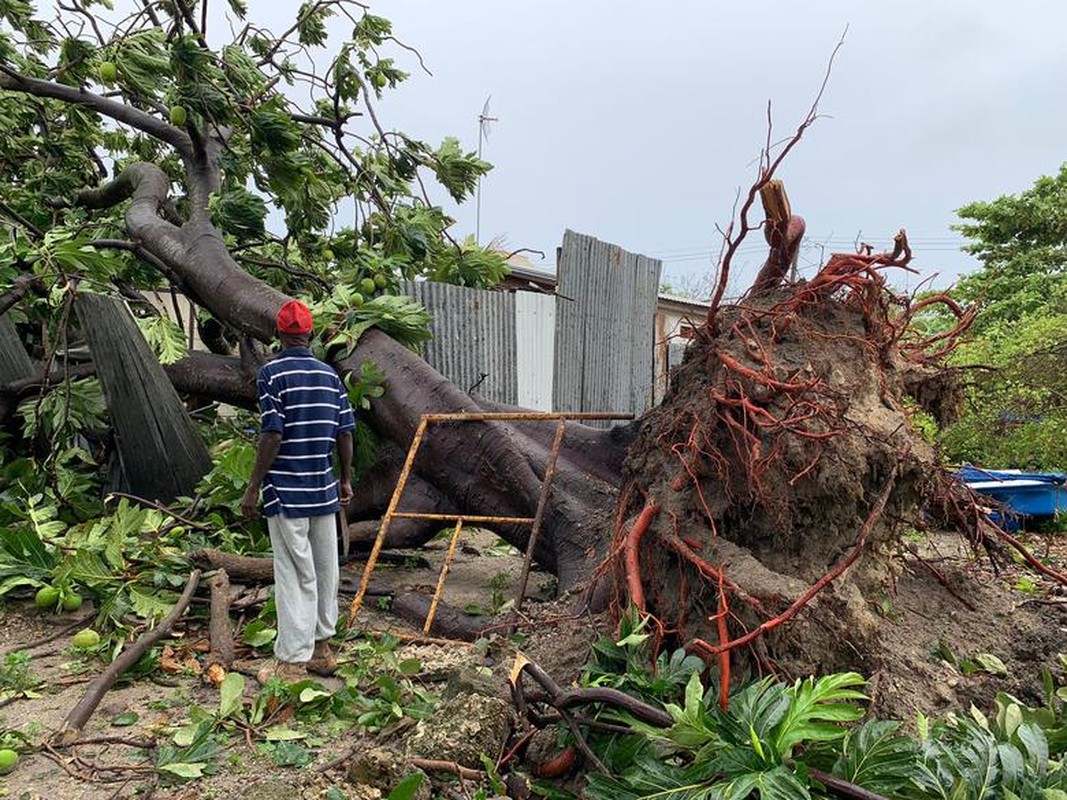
[749,180,805,296]
[805,765,891,800]
[205,569,235,675]
[191,549,272,582]
[55,570,201,744]
[409,757,484,781]
[389,593,499,641]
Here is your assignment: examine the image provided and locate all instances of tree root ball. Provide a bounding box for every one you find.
[616,282,952,684]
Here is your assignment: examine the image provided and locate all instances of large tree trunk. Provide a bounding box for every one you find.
[167,330,630,588]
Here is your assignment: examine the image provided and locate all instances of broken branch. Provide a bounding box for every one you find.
[56,569,201,743]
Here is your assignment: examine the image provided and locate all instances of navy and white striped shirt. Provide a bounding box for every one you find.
[257,347,356,518]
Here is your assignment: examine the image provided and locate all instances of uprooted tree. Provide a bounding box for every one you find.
[1,0,1064,699]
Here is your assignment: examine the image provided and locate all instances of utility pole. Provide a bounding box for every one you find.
[475,95,498,243]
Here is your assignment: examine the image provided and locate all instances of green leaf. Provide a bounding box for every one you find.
[386,773,425,800]
[53,549,111,589]
[772,673,866,758]
[267,740,312,768]
[832,719,918,796]
[135,315,188,365]
[974,653,1009,677]
[298,686,331,703]
[616,632,652,648]
[241,622,277,648]
[172,723,200,747]
[218,672,245,720]
[111,711,140,727]
[713,766,810,800]
[265,726,306,741]
[158,761,207,779]
[128,585,178,620]
[211,185,268,243]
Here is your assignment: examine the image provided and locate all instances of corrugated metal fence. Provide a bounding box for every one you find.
[553,230,662,424]
[401,231,661,420]
[402,280,517,405]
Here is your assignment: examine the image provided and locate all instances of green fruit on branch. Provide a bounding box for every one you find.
[372,72,387,89]
[35,585,60,610]
[0,749,17,774]
[323,248,335,261]
[99,61,117,83]
[169,105,188,126]
[62,592,84,612]
[373,273,388,290]
[351,292,364,308]
[360,277,377,295]
[72,628,100,649]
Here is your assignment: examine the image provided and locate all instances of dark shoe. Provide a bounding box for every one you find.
[307,640,337,676]
[256,659,308,685]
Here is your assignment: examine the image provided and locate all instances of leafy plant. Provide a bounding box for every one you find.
[0,651,41,699]
[583,608,706,703]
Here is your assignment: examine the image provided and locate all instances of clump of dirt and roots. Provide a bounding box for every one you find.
[601,195,1066,717]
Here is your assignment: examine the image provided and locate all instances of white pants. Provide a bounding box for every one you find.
[266,513,339,663]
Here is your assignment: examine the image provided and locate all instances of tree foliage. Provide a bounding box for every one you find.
[940,166,1067,468]
[0,0,507,620]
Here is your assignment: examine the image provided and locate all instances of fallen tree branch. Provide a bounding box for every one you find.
[55,570,201,744]
[192,548,271,582]
[806,765,891,800]
[409,757,484,781]
[205,569,234,678]
[389,592,499,641]
[108,492,214,533]
[0,273,43,317]
[512,654,888,800]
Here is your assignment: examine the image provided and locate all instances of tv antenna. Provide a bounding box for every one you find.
[475,95,498,243]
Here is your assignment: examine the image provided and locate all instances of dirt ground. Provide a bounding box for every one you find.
[0,527,1065,798]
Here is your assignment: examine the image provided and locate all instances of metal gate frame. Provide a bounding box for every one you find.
[346,411,632,634]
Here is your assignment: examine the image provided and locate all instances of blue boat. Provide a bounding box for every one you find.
[956,466,1067,529]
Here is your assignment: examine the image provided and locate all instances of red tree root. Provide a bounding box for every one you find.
[714,572,731,710]
[991,526,1067,587]
[623,502,659,612]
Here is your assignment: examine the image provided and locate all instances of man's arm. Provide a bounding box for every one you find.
[241,432,282,518]
[336,430,353,507]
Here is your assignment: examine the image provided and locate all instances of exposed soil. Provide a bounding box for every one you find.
[0,527,1064,798]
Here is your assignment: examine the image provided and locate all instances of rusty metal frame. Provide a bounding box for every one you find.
[346,411,633,633]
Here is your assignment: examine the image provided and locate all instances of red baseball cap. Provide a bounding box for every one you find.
[276,300,313,335]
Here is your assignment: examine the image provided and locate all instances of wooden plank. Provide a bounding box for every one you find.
[75,294,212,503]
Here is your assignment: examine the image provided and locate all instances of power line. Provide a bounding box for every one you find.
[649,234,969,259]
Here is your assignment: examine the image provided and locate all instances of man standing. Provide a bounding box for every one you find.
[241,300,355,684]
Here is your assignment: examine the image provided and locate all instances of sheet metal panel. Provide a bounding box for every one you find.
[402,280,517,404]
[552,230,663,426]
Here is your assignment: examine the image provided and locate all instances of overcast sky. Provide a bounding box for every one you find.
[343,1,1064,294]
